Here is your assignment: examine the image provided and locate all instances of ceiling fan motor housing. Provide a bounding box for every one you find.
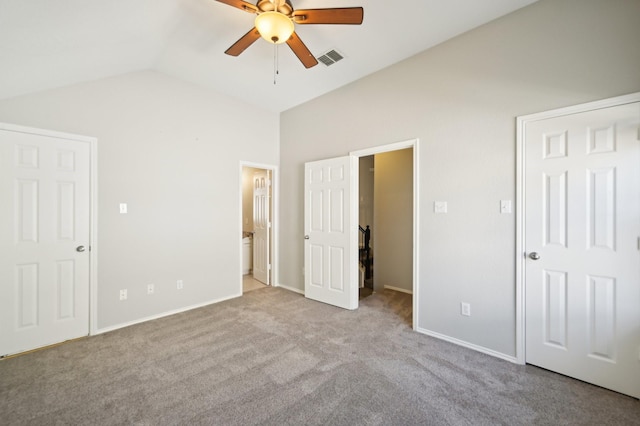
[257,0,293,16]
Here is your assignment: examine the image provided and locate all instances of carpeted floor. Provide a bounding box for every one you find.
[0,287,638,425]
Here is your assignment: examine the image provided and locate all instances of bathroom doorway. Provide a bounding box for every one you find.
[240,163,277,294]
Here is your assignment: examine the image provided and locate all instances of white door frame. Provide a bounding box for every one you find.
[239,161,278,292]
[515,92,640,364]
[0,122,99,337]
[350,138,420,330]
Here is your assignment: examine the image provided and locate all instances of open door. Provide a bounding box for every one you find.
[304,156,358,310]
[252,169,270,285]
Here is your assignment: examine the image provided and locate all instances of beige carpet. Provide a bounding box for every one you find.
[0,287,638,425]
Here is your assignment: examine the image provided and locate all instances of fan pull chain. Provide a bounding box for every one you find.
[273,44,280,85]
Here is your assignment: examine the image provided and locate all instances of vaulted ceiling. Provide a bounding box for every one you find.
[0,0,537,112]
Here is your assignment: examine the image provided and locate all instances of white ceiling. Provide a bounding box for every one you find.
[0,0,538,113]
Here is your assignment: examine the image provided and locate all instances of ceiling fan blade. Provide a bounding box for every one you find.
[286,32,318,69]
[292,7,363,25]
[225,27,261,56]
[215,0,258,14]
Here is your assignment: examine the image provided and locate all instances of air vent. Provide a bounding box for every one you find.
[317,49,344,66]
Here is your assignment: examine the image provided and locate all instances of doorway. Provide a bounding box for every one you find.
[353,141,417,328]
[240,163,277,294]
[302,139,419,327]
[358,149,413,299]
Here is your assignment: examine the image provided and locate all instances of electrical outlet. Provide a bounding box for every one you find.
[119,289,127,301]
[461,302,471,317]
[147,284,154,295]
[177,280,183,290]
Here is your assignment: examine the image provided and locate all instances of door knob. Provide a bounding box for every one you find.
[304,235,310,240]
[76,245,86,252]
[529,252,540,260]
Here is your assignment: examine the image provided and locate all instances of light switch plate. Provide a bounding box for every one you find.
[500,200,512,214]
[434,201,448,214]
[119,203,127,214]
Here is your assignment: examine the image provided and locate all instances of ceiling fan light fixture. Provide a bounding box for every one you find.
[255,11,294,44]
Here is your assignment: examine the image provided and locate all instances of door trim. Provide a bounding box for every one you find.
[515,92,640,364]
[350,138,420,330]
[0,121,99,337]
[239,161,278,293]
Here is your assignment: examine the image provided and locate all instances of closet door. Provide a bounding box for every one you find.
[0,125,92,356]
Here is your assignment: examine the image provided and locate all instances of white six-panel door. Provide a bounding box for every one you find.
[253,169,270,285]
[0,126,91,356]
[524,101,640,398]
[304,156,358,310]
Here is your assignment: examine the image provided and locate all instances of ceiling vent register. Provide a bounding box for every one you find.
[317,50,344,66]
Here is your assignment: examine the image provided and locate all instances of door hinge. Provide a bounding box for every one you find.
[268,264,272,270]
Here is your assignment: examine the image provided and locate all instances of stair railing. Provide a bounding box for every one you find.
[359,225,372,279]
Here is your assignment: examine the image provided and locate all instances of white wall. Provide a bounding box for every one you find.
[279,0,640,357]
[0,70,279,330]
[374,149,413,293]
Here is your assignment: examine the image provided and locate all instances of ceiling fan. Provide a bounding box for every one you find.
[215,0,364,68]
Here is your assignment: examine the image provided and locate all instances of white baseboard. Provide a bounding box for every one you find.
[415,326,518,364]
[93,293,242,335]
[275,282,304,295]
[384,285,413,295]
